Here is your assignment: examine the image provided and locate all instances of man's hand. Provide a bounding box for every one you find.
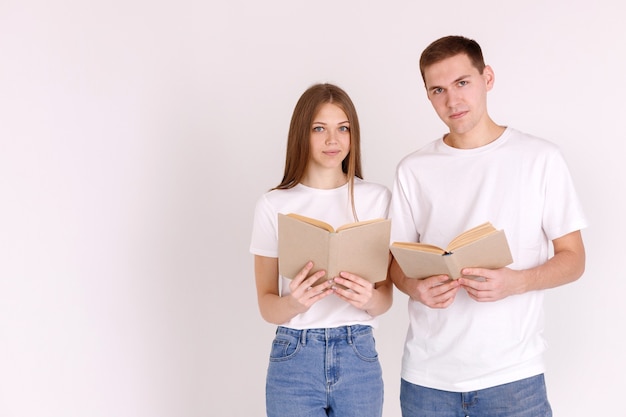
[411,274,461,308]
[458,267,523,302]
[389,257,460,308]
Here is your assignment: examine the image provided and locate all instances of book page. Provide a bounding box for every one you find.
[285,213,335,232]
[391,224,513,280]
[447,222,496,252]
[335,218,386,232]
[449,230,513,274]
[391,241,446,254]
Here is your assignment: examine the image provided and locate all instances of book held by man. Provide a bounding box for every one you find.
[390,222,513,279]
[278,213,391,285]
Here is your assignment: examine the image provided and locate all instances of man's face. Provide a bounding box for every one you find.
[423,53,494,139]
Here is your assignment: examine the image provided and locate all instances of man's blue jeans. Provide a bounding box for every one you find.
[400,374,552,417]
[266,325,383,417]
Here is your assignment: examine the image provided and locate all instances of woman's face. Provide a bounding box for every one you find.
[307,103,351,173]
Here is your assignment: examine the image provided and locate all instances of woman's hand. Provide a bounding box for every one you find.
[287,261,334,313]
[332,271,393,316]
[331,272,374,310]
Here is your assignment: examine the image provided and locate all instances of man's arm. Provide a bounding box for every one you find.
[460,230,585,302]
[389,256,460,309]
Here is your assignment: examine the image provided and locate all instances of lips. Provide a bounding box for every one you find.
[450,111,468,119]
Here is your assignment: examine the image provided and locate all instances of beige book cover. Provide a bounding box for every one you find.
[278,213,391,285]
[390,222,513,279]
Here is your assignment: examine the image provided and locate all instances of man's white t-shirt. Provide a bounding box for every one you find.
[389,127,587,391]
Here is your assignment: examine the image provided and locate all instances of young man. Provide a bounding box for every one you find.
[389,35,587,416]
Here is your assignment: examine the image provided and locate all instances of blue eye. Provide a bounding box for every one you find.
[312,126,324,132]
[432,88,443,95]
[458,80,468,87]
[339,126,350,132]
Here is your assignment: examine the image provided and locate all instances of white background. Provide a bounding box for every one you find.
[1,1,624,416]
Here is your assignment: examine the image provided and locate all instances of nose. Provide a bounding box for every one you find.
[325,130,337,144]
[446,89,461,108]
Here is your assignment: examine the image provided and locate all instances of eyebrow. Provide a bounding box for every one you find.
[312,120,350,125]
[428,74,471,92]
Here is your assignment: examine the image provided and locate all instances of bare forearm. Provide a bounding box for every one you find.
[257,293,305,325]
[506,231,586,294]
[520,245,585,292]
[364,279,393,317]
[255,255,333,325]
[389,258,412,297]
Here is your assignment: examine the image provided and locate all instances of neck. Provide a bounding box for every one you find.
[301,169,348,189]
[444,120,506,149]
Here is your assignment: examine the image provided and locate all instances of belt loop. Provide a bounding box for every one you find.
[347,325,353,345]
[301,329,307,346]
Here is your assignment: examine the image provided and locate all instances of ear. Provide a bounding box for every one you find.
[483,65,495,91]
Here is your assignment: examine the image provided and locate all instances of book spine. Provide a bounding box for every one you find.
[443,254,463,279]
[327,233,339,280]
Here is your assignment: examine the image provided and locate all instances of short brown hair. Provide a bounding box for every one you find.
[419,35,486,82]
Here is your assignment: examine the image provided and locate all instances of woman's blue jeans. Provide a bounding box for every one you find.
[266,325,383,417]
[400,374,552,417]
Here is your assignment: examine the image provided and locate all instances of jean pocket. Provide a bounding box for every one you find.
[351,333,379,362]
[269,333,301,361]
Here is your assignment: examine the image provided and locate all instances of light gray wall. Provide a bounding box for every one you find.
[1,1,623,416]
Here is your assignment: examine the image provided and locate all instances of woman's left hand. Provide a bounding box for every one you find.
[331,272,375,312]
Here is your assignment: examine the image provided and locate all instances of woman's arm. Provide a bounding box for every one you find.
[254,255,333,325]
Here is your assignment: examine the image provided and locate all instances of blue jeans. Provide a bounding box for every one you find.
[400,374,552,417]
[266,325,383,417]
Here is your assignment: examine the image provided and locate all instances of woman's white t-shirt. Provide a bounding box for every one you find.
[250,178,391,329]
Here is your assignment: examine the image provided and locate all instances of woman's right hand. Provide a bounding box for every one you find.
[288,261,334,313]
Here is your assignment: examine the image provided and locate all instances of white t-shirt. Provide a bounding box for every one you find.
[250,178,391,329]
[389,127,587,392]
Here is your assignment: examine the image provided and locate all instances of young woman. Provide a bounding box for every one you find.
[250,83,392,417]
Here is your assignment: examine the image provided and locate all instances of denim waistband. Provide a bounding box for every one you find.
[276,324,372,345]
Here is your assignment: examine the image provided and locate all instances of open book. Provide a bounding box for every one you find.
[390,222,513,279]
[278,213,391,285]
